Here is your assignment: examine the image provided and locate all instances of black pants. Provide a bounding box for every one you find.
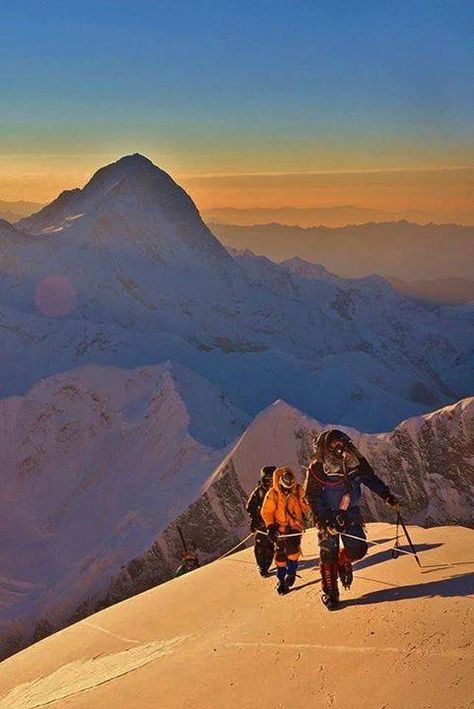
[274,533,302,564]
[254,531,275,572]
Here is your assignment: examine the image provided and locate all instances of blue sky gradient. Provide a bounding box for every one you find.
[1,0,473,203]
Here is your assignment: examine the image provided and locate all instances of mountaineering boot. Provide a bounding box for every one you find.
[321,593,338,610]
[259,566,271,578]
[285,558,298,588]
[276,566,289,595]
[338,548,353,590]
[320,561,339,610]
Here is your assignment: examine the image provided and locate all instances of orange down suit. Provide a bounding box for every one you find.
[261,467,310,564]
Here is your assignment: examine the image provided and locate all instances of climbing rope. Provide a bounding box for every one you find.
[214,529,306,563]
[255,530,306,539]
[213,525,467,570]
[213,533,254,562]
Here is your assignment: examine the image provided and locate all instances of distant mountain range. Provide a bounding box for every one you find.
[0,199,43,223]
[8,202,474,231]
[204,205,474,228]
[3,197,474,291]
[388,276,474,305]
[211,221,474,281]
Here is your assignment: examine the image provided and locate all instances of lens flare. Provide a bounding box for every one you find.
[34,276,77,317]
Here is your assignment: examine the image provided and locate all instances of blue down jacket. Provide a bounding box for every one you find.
[303,456,389,524]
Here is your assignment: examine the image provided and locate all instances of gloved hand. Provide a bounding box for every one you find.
[325,511,346,536]
[384,492,400,510]
[332,510,346,532]
[318,511,342,535]
[266,524,279,544]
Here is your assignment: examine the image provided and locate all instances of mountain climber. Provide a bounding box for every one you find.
[261,466,310,595]
[175,550,200,577]
[304,429,399,610]
[246,466,277,576]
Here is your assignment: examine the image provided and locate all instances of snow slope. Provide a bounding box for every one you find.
[99,397,474,633]
[2,388,472,663]
[0,523,472,709]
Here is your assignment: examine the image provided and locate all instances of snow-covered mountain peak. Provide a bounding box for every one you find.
[82,153,175,201]
[17,154,164,234]
[104,152,154,171]
[16,154,231,264]
[250,397,316,429]
[8,154,240,323]
[206,398,319,492]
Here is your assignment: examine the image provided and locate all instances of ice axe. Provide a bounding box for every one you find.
[177,525,188,555]
[177,525,198,559]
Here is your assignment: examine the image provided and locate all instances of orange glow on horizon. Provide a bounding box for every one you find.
[1,155,473,225]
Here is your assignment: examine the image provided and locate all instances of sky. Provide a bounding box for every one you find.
[1,0,473,217]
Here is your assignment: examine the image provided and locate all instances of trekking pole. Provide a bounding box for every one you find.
[340,529,468,568]
[391,514,401,559]
[341,530,423,567]
[397,512,422,568]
